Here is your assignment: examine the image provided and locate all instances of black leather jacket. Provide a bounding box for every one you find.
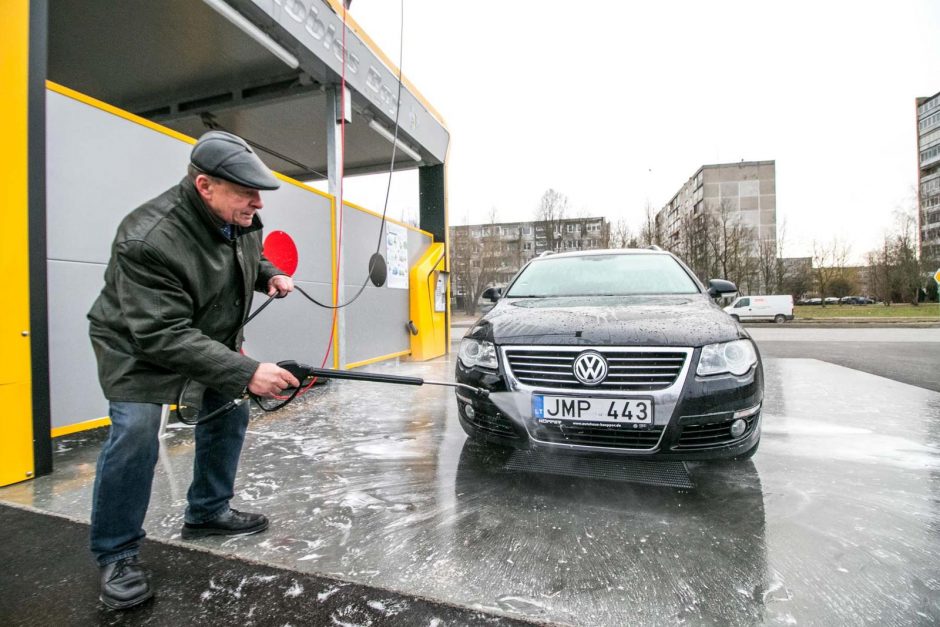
[88,177,281,403]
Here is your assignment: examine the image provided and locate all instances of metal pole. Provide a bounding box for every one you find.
[326,85,346,369]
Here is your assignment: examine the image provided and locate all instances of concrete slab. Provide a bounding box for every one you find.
[2,356,938,624]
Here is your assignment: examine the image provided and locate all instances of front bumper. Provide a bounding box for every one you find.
[455,346,764,460]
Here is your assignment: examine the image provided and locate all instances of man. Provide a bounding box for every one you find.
[87,131,301,609]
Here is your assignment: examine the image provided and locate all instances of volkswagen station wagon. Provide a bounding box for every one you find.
[455,248,763,461]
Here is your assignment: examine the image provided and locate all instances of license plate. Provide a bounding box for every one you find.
[532,395,653,426]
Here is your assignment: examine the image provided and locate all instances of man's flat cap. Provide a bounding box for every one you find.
[190,131,280,190]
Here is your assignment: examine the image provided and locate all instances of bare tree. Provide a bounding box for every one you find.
[783,260,814,301]
[891,207,923,304]
[534,189,568,253]
[678,210,712,283]
[812,238,851,306]
[705,199,753,288]
[638,200,659,247]
[829,272,857,298]
[450,211,503,315]
[866,206,925,305]
[449,224,474,313]
[773,219,789,294]
[755,237,779,294]
[866,238,892,305]
[610,218,634,248]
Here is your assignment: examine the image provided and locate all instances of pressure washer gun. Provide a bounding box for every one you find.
[277,360,488,398]
[176,360,488,426]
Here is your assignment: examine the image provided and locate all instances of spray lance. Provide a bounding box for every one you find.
[174,360,488,425]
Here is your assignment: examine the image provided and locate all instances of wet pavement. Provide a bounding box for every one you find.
[2,348,939,625]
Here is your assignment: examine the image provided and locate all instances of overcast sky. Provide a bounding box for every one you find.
[329,0,940,263]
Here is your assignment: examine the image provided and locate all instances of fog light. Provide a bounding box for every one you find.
[464,404,476,420]
[730,419,747,438]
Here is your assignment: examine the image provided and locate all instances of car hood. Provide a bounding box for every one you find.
[467,295,744,347]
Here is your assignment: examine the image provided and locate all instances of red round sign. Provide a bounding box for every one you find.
[263,230,299,276]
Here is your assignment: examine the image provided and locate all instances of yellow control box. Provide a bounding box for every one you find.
[408,243,447,361]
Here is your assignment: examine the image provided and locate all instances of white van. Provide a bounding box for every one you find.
[724,295,794,323]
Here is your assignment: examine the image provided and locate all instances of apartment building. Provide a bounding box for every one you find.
[449,216,610,307]
[917,90,940,265]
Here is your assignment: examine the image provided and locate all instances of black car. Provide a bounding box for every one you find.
[455,248,763,461]
[840,296,874,305]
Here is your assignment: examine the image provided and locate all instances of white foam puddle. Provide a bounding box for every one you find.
[762,418,872,436]
[354,439,425,459]
[340,491,387,511]
[763,416,940,470]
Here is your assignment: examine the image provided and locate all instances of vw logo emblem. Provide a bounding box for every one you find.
[573,351,608,386]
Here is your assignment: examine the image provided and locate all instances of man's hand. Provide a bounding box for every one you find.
[248,362,301,397]
[267,274,294,298]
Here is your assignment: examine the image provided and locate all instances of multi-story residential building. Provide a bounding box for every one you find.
[917,90,940,265]
[449,216,610,310]
[655,160,777,293]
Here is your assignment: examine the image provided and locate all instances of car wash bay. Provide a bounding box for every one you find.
[2,329,939,625]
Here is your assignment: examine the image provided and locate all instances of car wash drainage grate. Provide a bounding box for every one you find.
[504,451,694,489]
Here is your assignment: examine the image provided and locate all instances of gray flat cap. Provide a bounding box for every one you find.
[190,131,280,190]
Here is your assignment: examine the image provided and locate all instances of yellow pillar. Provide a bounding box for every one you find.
[0,0,36,486]
[409,244,447,361]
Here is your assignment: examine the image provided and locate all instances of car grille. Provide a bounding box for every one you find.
[504,348,687,391]
[531,423,664,450]
[675,415,758,449]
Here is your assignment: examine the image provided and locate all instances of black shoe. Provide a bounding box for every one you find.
[181,509,269,539]
[99,556,153,610]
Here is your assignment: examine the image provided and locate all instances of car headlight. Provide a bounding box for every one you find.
[697,339,757,376]
[458,338,498,369]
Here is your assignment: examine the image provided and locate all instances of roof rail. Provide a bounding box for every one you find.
[538,250,555,258]
[646,244,663,251]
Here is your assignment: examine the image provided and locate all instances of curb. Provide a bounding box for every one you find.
[449,320,940,330]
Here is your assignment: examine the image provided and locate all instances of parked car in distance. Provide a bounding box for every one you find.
[798,297,822,305]
[456,248,763,461]
[723,295,794,323]
[840,296,874,305]
[824,297,840,305]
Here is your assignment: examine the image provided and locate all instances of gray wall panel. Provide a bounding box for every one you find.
[340,205,432,365]
[47,260,108,428]
[46,91,191,264]
[46,88,341,427]
[257,185,333,284]
[245,281,335,367]
[343,288,412,366]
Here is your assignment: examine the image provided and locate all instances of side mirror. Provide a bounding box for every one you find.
[707,279,737,298]
[481,286,502,302]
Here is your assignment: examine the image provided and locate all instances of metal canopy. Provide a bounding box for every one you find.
[47,0,448,181]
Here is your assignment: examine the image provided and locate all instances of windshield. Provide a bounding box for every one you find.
[505,254,700,297]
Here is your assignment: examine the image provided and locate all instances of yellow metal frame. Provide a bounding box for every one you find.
[0,0,35,487]
[344,350,411,371]
[50,417,111,439]
[408,243,447,361]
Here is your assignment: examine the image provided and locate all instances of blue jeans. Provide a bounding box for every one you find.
[89,389,249,565]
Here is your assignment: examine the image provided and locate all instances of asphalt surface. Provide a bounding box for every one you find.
[746,327,940,393]
[0,502,536,627]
